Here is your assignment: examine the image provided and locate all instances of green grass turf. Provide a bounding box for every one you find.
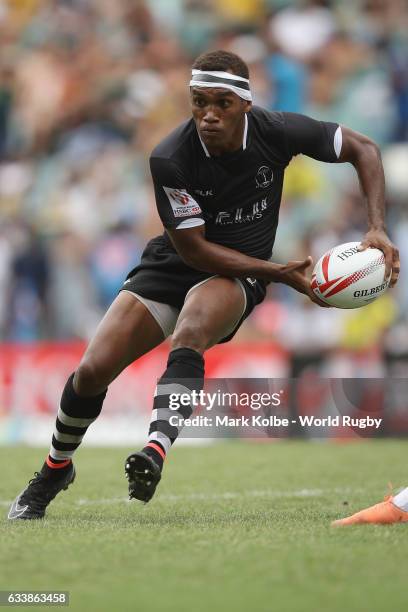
[1,441,408,612]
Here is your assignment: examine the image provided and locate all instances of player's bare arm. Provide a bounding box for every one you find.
[166,224,326,306]
[338,127,400,287]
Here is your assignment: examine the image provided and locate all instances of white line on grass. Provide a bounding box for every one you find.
[0,487,362,508]
[76,487,359,506]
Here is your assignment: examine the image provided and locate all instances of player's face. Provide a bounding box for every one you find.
[190,87,251,153]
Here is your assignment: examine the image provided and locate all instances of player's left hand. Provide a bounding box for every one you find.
[281,256,331,307]
[358,229,400,288]
[308,288,332,308]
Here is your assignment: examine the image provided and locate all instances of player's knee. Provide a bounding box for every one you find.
[73,359,108,396]
[171,319,207,353]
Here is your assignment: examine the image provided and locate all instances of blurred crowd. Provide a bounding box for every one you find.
[0,0,407,362]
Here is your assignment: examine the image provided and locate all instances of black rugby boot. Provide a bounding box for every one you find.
[8,464,76,520]
[125,452,161,503]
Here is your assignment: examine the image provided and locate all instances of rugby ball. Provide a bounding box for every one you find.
[311,241,390,309]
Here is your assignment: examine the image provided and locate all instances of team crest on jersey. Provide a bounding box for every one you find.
[255,165,273,188]
[163,187,202,218]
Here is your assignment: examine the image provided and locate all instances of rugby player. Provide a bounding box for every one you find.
[8,50,399,520]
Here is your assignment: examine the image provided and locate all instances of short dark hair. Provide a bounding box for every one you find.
[192,50,249,80]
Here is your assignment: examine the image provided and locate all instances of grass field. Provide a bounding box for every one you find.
[1,440,408,612]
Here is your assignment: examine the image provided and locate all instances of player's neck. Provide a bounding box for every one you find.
[206,115,247,157]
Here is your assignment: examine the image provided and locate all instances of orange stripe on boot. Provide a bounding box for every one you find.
[146,442,166,461]
[46,457,71,469]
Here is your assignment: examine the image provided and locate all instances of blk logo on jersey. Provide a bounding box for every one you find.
[163,187,202,218]
[194,188,213,197]
[255,165,273,188]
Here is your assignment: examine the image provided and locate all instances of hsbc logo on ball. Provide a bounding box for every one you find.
[336,246,359,261]
[163,187,202,218]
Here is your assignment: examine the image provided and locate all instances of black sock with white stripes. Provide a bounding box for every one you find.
[143,347,205,469]
[41,372,107,479]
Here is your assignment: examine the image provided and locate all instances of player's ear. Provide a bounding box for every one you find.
[243,100,252,112]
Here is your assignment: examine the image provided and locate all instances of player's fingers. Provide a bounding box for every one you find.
[357,241,369,251]
[315,299,332,308]
[310,292,331,308]
[383,248,393,282]
[389,249,400,288]
[286,256,312,272]
[390,267,400,288]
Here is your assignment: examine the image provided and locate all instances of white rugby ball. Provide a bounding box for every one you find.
[311,241,390,309]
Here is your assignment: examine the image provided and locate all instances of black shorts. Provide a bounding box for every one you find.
[120,235,267,343]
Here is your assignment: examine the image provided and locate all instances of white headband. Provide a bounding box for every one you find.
[190,69,252,101]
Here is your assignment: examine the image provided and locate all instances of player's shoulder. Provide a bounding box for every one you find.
[248,106,286,133]
[150,118,197,164]
[248,106,291,160]
[249,106,324,134]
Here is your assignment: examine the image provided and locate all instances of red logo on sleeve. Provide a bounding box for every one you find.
[163,187,202,218]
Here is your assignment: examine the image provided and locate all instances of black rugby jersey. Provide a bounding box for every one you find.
[149,106,341,261]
